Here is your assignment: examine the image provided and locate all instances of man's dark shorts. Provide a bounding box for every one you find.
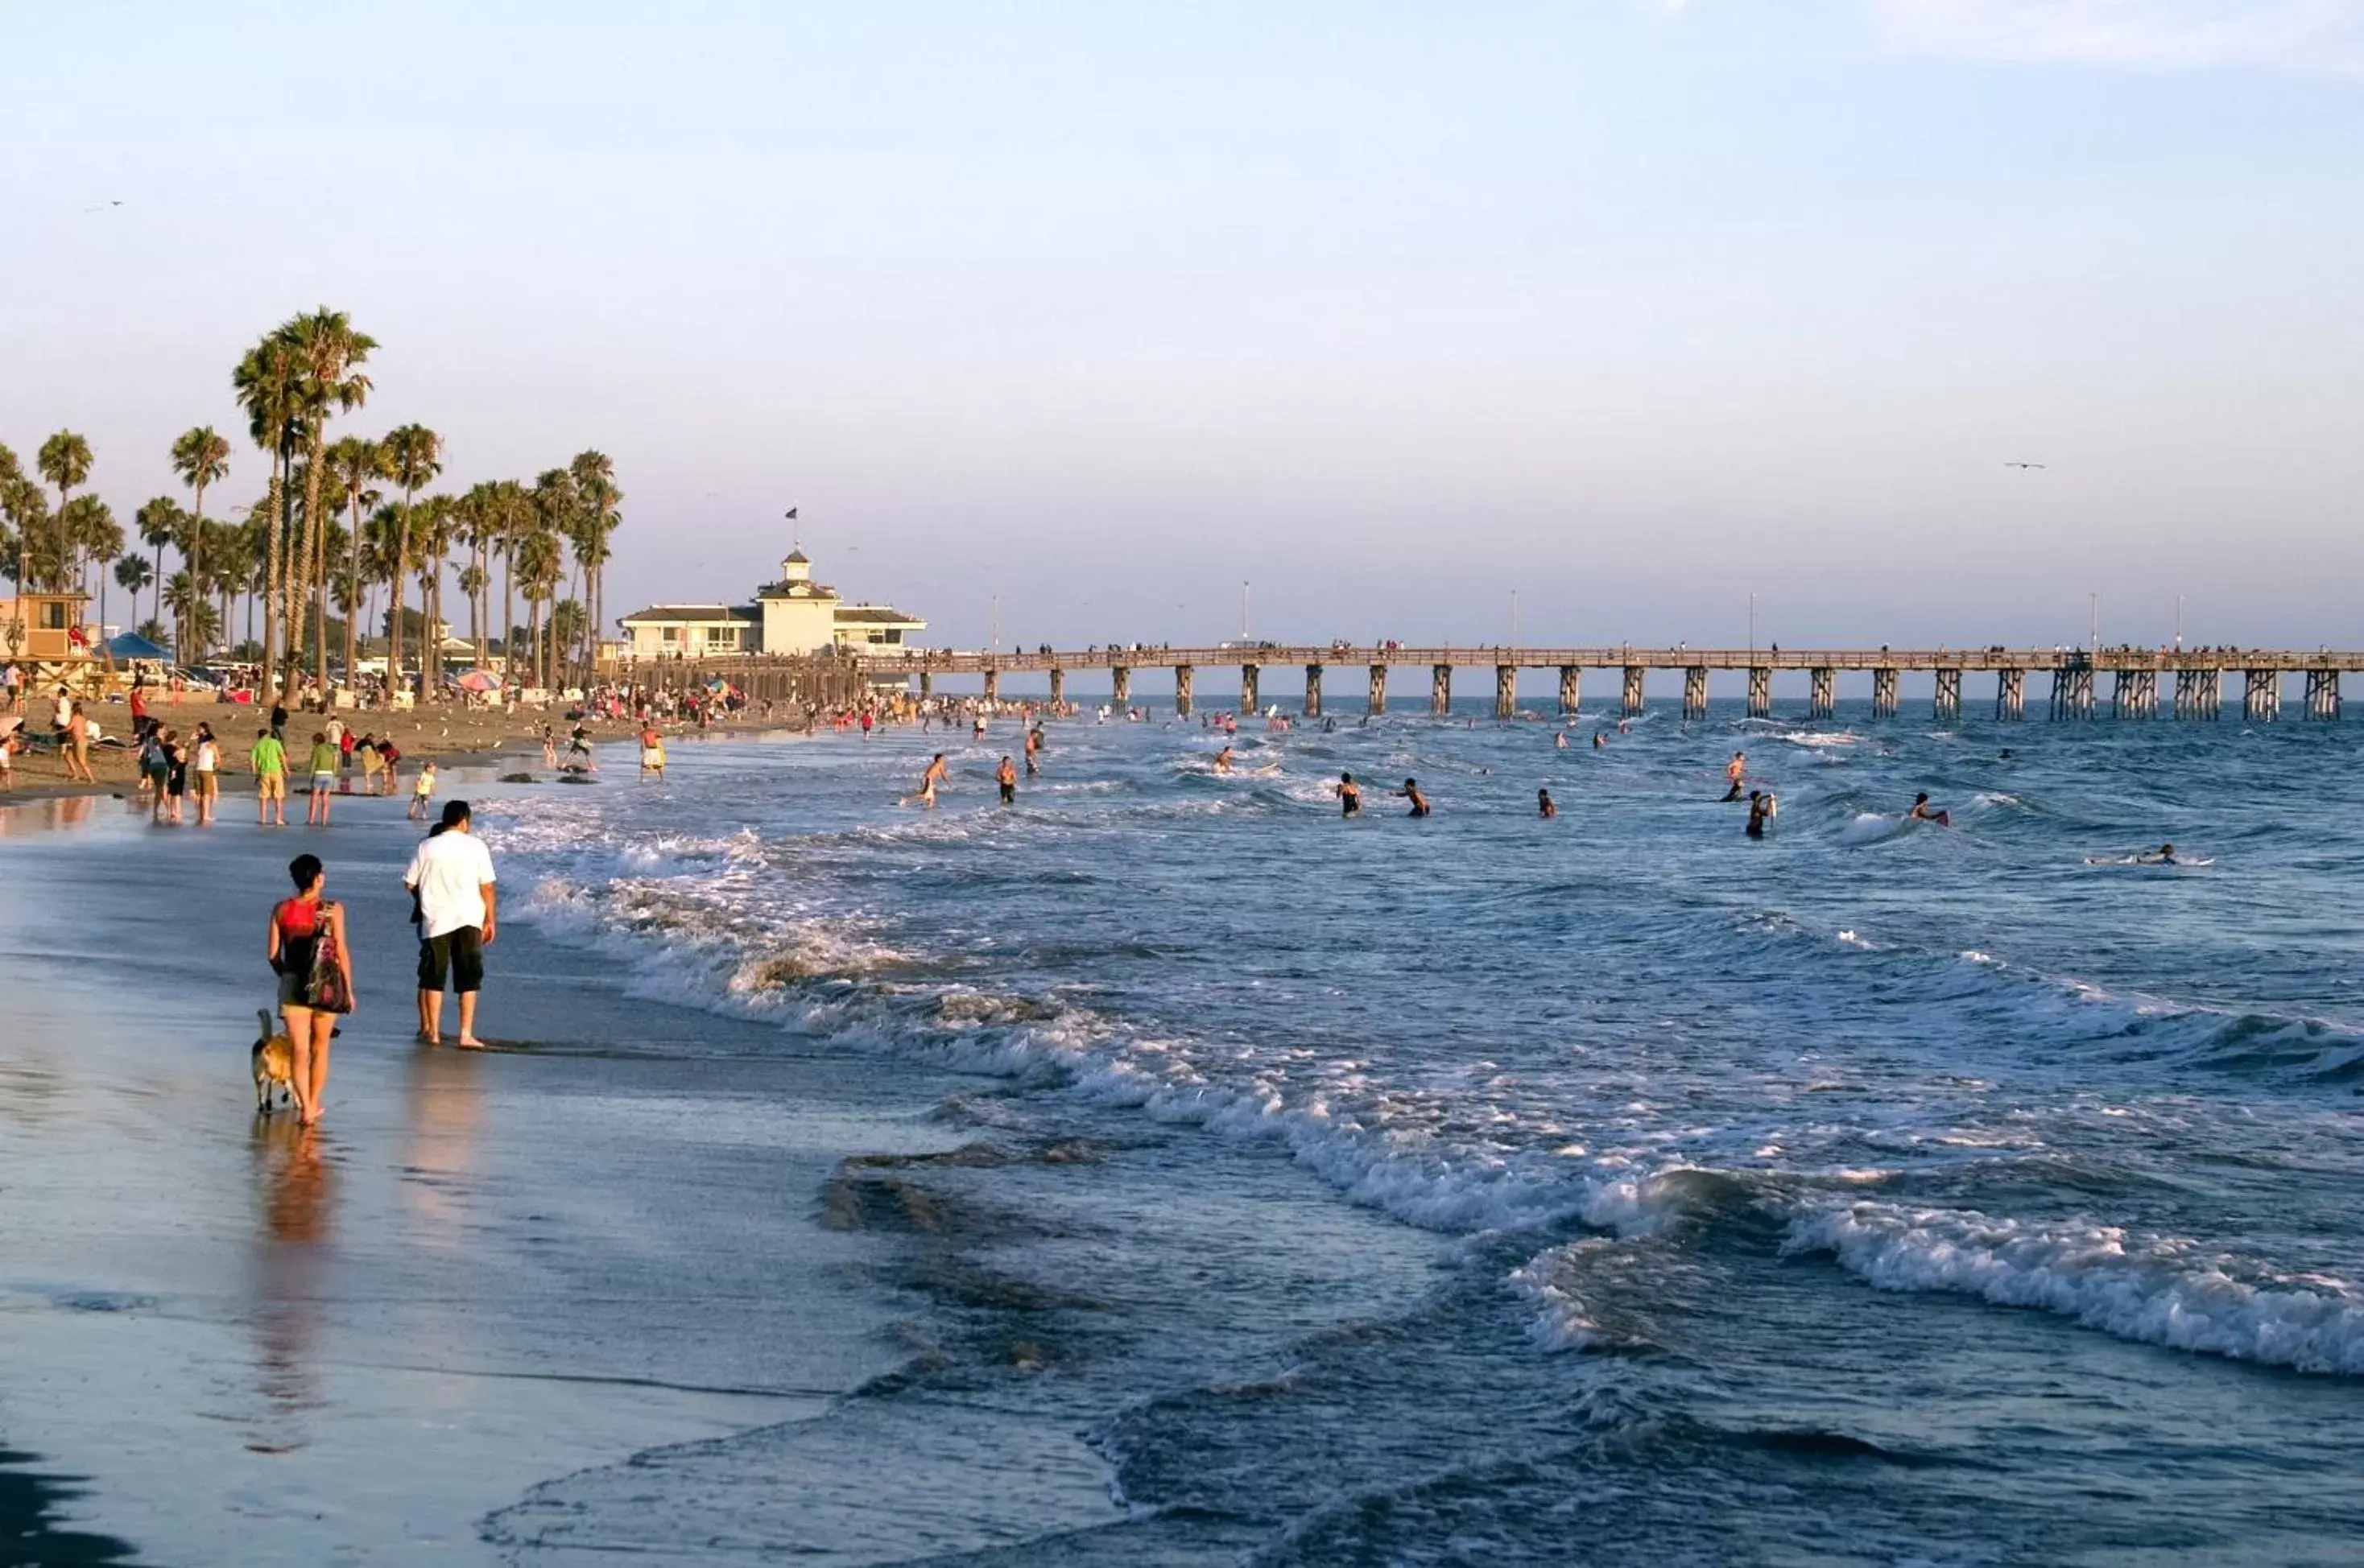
[418,926,486,994]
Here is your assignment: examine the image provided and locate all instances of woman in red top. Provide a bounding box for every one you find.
[266,853,354,1124]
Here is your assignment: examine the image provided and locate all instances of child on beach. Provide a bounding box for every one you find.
[360,732,385,793]
[191,724,221,825]
[307,732,339,825]
[410,761,438,820]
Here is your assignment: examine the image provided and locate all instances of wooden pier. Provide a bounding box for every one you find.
[853,644,2364,723]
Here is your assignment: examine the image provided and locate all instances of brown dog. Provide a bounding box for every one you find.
[252,1008,296,1113]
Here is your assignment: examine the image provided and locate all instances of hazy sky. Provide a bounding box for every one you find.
[4,1,2359,651]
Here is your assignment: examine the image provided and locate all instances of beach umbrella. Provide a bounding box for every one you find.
[457,670,502,693]
[106,631,169,661]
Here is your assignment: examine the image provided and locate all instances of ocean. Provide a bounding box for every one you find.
[461,699,2364,1564]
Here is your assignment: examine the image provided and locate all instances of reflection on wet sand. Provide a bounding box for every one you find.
[403,1042,481,1244]
[248,1118,336,1448]
[0,794,97,835]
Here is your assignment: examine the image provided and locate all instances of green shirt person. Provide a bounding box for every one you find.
[250,729,290,824]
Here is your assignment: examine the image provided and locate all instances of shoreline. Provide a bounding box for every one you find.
[0,700,807,807]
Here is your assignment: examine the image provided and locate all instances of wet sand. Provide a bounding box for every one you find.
[0,770,973,1563]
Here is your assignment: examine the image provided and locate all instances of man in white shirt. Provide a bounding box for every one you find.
[403,798,498,1048]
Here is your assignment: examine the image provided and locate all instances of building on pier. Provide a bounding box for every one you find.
[615,547,924,661]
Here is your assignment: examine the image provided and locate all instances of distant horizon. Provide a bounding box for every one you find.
[6,2,2358,652]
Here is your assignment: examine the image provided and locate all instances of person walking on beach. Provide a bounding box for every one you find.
[306,732,339,825]
[191,723,221,824]
[267,852,354,1125]
[62,703,97,783]
[410,760,439,821]
[162,728,188,822]
[250,727,289,826]
[405,799,498,1049]
[997,754,1018,806]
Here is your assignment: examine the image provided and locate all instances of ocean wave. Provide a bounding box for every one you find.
[1783,1202,2364,1376]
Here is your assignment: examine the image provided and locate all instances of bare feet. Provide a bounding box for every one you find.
[456,1037,486,1050]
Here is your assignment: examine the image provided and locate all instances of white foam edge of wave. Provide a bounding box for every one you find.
[1782,1201,2364,1376]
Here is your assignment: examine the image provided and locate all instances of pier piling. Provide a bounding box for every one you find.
[1682,666,1709,720]
[1494,665,1517,721]
[1432,664,1453,718]
[1368,664,1387,716]
[1111,665,1130,708]
[1622,665,1646,716]
[1557,665,1581,716]
[1934,668,1961,723]
[2049,665,2093,720]
[1304,663,1324,718]
[1048,667,1064,708]
[1746,666,1771,719]
[983,668,1000,704]
[1872,667,1899,719]
[1808,666,1835,720]
[2306,668,2341,720]
[1239,663,1258,714]
[1994,669,2023,720]
[1175,664,1193,717]
[2244,668,2279,723]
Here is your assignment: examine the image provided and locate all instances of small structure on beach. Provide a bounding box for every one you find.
[615,547,924,661]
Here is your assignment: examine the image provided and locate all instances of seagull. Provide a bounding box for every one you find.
[82,200,122,213]
[2004,461,2047,469]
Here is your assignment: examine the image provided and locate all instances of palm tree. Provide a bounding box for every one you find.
[114,556,154,635]
[514,525,564,691]
[455,483,498,668]
[169,427,231,635]
[233,336,306,687]
[327,434,388,684]
[458,560,488,669]
[407,493,458,683]
[134,497,185,645]
[64,497,121,614]
[163,570,214,658]
[382,423,442,685]
[491,478,535,666]
[569,449,621,684]
[277,309,377,696]
[36,431,93,601]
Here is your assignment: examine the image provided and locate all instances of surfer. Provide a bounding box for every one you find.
[1723,751,1746,801]
[2138,842,2177,864]
[996,755,1017,806]
[1336,771,1362,817]
[1908,791,1949,826]
[1538,787,1557,819]
[1400,778,1431,818]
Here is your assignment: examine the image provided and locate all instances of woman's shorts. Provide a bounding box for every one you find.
[312,772,336,791]
[276,968,306,1007]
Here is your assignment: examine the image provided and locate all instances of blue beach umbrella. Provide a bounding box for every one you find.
[106,631,169,660]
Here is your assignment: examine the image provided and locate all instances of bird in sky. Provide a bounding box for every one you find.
[2004,461,2047,469]
[81,200,122,213]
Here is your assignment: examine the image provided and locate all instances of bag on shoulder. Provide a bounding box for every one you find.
[304,905,353,1014]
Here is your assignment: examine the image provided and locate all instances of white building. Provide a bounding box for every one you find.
[616,548,924,661]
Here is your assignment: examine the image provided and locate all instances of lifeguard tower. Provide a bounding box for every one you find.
[1,590,110,695]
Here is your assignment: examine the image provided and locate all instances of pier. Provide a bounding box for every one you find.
[850,645,2364,723]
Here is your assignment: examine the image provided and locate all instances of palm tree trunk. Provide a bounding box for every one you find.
[262,456,285,689]
[391,488,412,683]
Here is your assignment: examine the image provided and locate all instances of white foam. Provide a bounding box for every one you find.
[1784,1202,2364,1376]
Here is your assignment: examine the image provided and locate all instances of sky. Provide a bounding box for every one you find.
[2,1,2359,652]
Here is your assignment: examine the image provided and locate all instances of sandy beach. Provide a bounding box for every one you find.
[0,759,1005,1564]
[0,699,797,805]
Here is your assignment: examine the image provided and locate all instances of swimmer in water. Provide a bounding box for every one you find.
[1592,730,1606,749]
[1024,725,1043,776]
[1214,745,1234,774]
[1555,731,1568,750]
[1746,789,1775,838]
[1908,791,1946,823]
[1336,771,1362,816]
[1400,778,1431,817]
[2138,842,2177,864]
[1723,751,1746,801]
[1538,787,1557,819]
[996,755,1017,806]
[916,753,948,807]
